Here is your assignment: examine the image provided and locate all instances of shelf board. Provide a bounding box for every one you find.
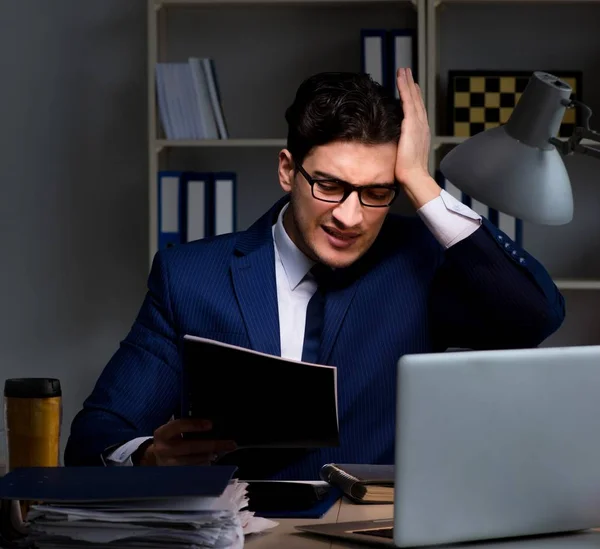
[433,136,468,146]
[155,138,286,149]
[437,0,600,3]
[155,0,411,6]
[157,135,600,154]
[158,136,599,149]
[433,136,599,147]
[554,279,600,290]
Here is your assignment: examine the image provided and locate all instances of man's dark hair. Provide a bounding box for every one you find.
[284,71,402,165]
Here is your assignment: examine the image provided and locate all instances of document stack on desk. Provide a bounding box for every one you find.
[0,466,277,549]
[25,480,276,548]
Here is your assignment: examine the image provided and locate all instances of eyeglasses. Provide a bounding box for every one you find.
[295,162,399,208]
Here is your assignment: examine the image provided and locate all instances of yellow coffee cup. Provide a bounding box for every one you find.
[3,378,62,519]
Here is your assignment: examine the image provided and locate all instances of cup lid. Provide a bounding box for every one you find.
[4,378,61,398]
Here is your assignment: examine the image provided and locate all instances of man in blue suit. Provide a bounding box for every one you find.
[65,68,565,478]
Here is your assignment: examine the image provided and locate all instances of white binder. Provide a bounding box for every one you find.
[184,172,213,242]
[213,172,236,236]
[361,29,387,89]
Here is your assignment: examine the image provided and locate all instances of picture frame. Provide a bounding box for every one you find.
[447,70,583,138]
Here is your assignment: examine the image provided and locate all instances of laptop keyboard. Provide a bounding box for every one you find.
[353,527,394,539]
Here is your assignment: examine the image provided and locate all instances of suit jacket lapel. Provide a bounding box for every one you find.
[231,248,281,357]
[230,195,289,357]
[318,281,360,364]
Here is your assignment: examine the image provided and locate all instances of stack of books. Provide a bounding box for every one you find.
[155,58,228,140]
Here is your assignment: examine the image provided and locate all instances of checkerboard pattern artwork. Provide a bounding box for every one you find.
[448,71,582,138]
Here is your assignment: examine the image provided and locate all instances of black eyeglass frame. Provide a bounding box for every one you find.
[295,162,400,208]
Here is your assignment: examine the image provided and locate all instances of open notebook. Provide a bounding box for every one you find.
[181,335,339,448]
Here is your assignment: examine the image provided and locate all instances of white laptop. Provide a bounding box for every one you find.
[297,345,600,547]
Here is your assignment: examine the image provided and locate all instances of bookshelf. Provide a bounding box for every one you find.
[147,0,425,263]
[147,0,600,293]
[425,0,600,293]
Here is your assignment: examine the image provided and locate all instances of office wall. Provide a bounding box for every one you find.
[0,1,597,458]
[0,1,148,456]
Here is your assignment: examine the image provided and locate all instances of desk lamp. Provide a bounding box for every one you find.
[439,71,600,225]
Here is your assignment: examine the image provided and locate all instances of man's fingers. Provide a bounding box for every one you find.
[413,85,428,122]
[416,84,427,117]
[166,438,237,458]
[160,453,217,466]
[397,67,427,124]
[396,68,415,115]
[397,68,425,128]
[415,82,424,101]
[405,68,426,123]
[154,418,212,441]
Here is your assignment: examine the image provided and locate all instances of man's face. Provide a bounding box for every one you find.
[278,141,397,269]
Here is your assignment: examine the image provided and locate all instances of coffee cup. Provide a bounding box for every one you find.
[3,378,62,519]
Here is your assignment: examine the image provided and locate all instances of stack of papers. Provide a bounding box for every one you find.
[25,480,277,549]
[0,466,277,549]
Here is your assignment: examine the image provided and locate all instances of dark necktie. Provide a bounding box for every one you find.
[301,264,330,364]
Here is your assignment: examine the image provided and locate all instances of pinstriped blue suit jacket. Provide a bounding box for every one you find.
[65,195,564,479]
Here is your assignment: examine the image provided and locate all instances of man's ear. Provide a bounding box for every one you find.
[278,149,295,193]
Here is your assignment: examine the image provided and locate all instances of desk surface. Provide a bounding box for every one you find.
[246,498,600,549]
[245,497,342,549]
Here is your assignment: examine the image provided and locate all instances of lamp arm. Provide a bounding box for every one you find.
[549,99,600,160]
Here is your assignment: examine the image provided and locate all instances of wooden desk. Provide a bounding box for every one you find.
[330,500,394,549]
[245,497,392,549]
[246,499,600,549]
[245,498,343,549]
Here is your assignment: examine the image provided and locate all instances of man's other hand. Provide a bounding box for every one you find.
[139,418,237,466]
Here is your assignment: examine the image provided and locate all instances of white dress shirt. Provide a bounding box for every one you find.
[106,190,481,465]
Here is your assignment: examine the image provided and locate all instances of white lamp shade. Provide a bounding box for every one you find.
[440,125,574,225]
[440,71,577,226]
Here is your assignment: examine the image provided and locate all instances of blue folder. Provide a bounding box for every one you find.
[254,486,342,519]
[0,466,237,502]
[158,170,185,250]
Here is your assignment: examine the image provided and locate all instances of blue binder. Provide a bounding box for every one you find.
[487,207,500,227]
[515,218,523,248]
[435,169,446,190]
[0,466,237,502]
[157,171,185,250]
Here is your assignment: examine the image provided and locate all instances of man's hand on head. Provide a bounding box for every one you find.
[394,67,441,210]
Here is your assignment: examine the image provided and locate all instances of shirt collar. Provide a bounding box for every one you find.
[273,202,315,291]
